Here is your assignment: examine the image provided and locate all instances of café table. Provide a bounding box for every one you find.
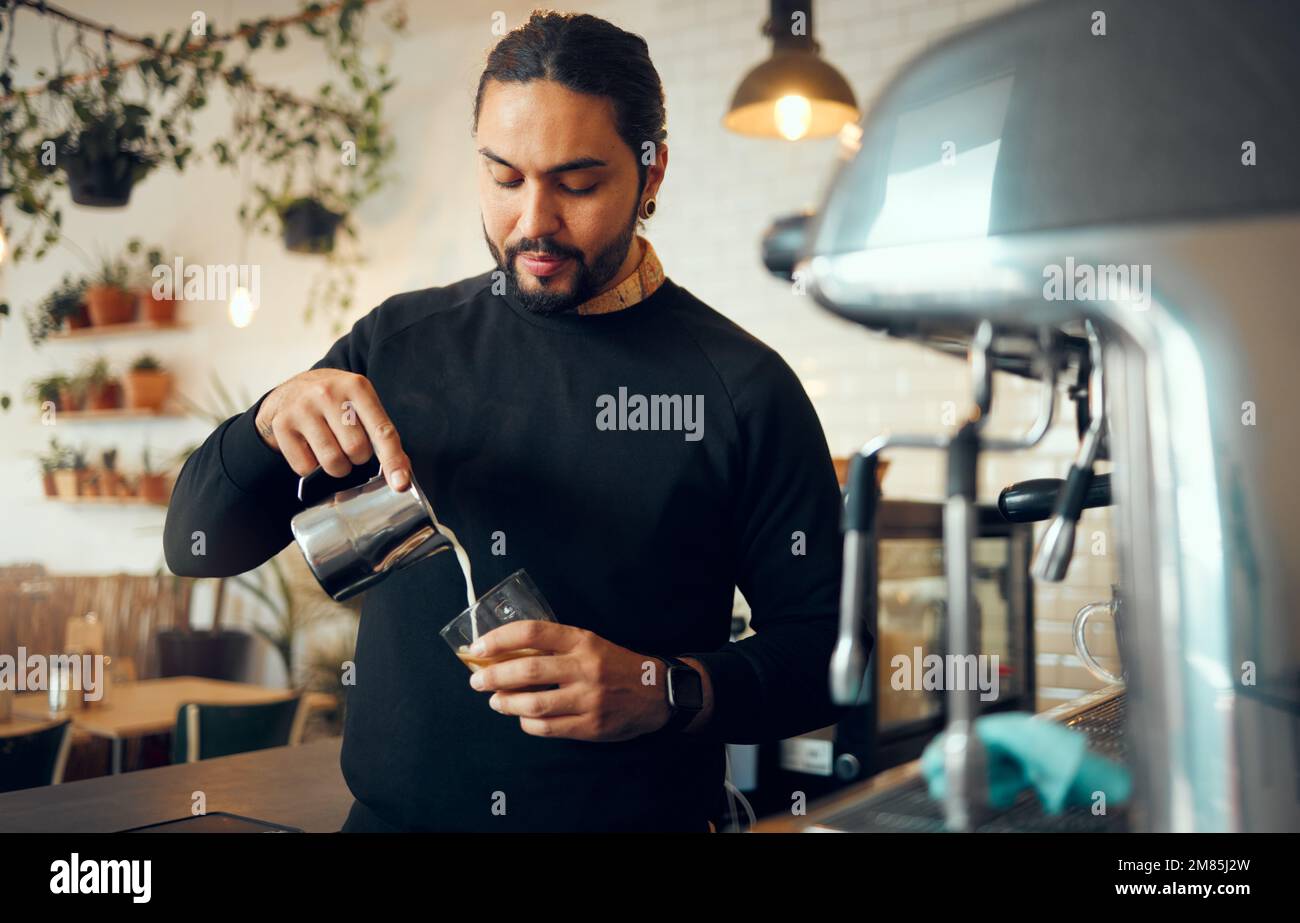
[10,676,337,774]
[0,712,69,738]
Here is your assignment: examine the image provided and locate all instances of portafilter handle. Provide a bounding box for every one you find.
[997,473,1112,523]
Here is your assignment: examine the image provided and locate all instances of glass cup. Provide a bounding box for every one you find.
[439,569,557,673]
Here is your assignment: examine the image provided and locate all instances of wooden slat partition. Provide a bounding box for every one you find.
[0,573,194,680]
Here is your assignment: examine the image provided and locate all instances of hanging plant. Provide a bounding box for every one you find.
[43,30,213,207]
[46,71,157,207]
[0,0,404,286]
[0,8,221,257]
[217,0,406,329]
[278,194,346,254]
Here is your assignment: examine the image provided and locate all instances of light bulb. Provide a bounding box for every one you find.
[774,95,812,141]
[228,286,256,328]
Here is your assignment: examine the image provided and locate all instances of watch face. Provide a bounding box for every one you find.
[668,665,704,710]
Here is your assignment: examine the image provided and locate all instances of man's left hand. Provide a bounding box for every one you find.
[465,620,680,742]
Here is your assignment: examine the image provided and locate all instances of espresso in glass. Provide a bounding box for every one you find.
[440,569,558,671]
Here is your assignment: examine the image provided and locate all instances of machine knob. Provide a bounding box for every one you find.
[834,753,861,781]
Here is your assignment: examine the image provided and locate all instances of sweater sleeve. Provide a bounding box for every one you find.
[680,351,866,744]
[162,305,381,578]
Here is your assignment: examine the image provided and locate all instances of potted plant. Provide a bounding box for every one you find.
[51,444,80,500]
[39,460,58,498]
[24,275,90,344]
[58,376,84,413]
[138,445,171,505]
[276,194,346,255]
[26,374,70,413]
[100,448,123,497]
[38,451,57,498]
[124,354,172,412]
[36,438,72,498]
[45,65,161,208]
[82,462,103,497]
[233,547,353,686]
[78,357,122,411]
[1,3,401,267]
[127,238,180,323]
[63,447,89,498]
[58,130,154,208]
[85,253,137,326]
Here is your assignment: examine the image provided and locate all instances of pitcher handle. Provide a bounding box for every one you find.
[297,463,384,503]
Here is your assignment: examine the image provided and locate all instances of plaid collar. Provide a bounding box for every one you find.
[574,236,665,315]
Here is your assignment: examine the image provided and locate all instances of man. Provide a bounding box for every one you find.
[164,11,865,832]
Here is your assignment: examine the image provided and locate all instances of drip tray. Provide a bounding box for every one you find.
[810,693,1129,833]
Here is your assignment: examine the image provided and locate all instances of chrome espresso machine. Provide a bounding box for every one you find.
[762,0,1300,832]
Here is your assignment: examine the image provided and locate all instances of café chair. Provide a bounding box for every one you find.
[170,695,307,764]
[0,719,73,793]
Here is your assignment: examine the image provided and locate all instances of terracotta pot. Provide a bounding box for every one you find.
[42,472,57,497]
[57,385,82,412]
[101,470,124,497]
[139,473,171,505]
[53,469,78,499]
[85,379,122,411]
[124,370,172,412]
[85,285,137,326]
[140,293,178,324]
[64,303,92,330]
[82,469,102,497]
[119,476,139,498]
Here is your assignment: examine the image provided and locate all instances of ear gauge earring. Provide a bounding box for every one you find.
[639,197,657,220]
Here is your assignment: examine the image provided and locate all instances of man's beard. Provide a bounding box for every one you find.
[483,203,639,316]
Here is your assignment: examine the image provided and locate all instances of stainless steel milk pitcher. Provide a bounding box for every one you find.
[290,466,451,601]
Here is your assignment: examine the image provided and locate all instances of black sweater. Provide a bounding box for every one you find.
[163,271,862,831]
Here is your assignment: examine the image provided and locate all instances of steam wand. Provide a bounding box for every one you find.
[1031,321,1105,582]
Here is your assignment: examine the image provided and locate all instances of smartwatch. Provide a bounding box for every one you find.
[658,656,704,734]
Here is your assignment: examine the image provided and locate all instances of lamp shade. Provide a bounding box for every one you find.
[724,48,859,140]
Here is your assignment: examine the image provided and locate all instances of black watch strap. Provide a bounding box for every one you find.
[658,656,703,735]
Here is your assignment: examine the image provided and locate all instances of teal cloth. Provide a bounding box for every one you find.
[919,712,1131,814]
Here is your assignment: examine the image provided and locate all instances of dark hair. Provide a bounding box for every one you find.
[472,11,667,198]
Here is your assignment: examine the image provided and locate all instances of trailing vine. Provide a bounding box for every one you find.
[0,0,406,328]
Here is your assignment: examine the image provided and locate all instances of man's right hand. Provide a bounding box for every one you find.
[254,368,412,491]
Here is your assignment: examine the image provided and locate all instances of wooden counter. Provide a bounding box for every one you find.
[0,737,350,833]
